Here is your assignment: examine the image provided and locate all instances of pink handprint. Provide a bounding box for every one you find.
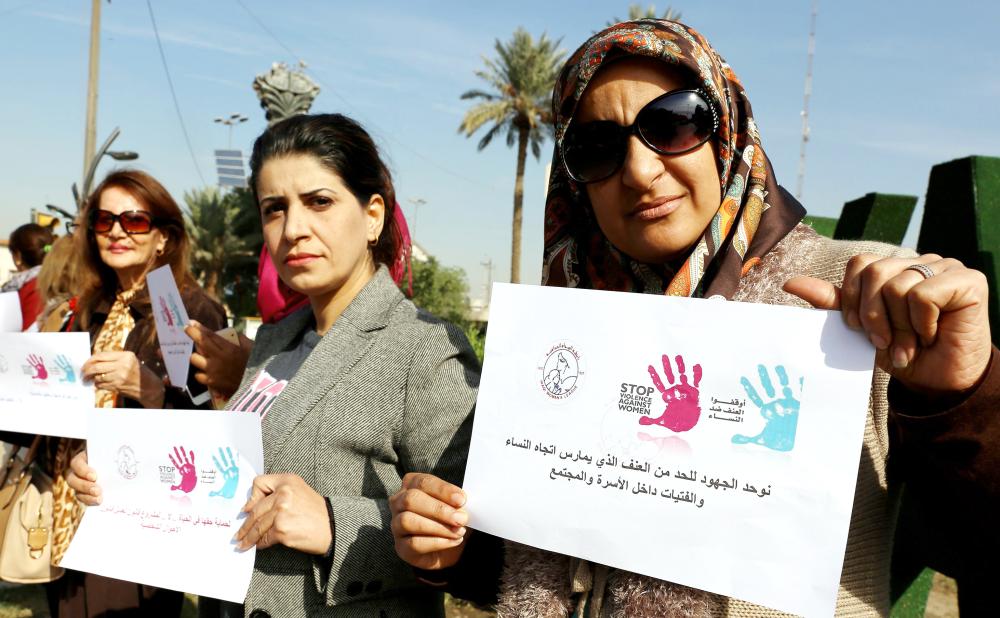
[168,446,197,493]
[26,355,48,380]
[159,297,174,326]
[639,354,703,432]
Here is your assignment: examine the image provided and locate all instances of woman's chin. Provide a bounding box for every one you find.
[615,220,699,265]
[101,257,150,279]
[279,274,339,300]
[620,236,695,266]
[281,277,315,297]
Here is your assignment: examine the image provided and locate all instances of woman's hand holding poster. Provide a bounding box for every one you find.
[61,407,264,603]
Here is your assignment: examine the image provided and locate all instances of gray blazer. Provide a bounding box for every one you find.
[232,267,479,617]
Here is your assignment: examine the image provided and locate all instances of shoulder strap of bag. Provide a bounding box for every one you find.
[1,437,42,489]
[22,437,42,469]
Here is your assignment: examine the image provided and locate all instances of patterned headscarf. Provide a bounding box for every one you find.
[542,19,804,298]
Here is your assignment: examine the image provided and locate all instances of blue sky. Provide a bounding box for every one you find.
[2,0,999,301]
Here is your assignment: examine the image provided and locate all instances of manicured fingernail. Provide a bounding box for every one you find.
[846,310,861,330]
[452,511,468,526]
[891,346,909,369]
[870,334,889,350]
[451,492,466,508]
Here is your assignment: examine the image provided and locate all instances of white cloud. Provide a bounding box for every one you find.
[27,9,268,57]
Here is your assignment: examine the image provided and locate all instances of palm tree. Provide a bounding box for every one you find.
[608,4,682,25]
[459,28,563,284]
[184,187,259,306]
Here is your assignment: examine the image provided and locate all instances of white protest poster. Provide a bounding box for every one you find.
[61,407,264,603]
[0,292,22,332]
[463,284,876,617]
[0,332,93,438]
[146,265,205,403]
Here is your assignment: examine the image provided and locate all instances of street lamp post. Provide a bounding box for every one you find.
[214,113,248,149]
[407,198,426,240]
[82,0,102,183]
[73,126,139,209]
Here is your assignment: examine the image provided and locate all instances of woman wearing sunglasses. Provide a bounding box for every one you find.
[54,169,226,617]
[390,19,999,616]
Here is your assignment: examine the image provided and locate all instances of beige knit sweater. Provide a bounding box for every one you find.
[495,225,915,618]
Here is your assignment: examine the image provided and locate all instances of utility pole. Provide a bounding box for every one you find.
[407,198,426,239]
[796,0,818,201]
[82,0,102,183]
[481,258,494,305]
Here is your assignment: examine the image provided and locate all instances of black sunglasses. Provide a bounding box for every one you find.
[89,209,160,235]
[561,88,719,184]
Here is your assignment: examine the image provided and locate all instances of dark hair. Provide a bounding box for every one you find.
[248,113,400,267]
[77,169,194,328]
[8,223,54,268]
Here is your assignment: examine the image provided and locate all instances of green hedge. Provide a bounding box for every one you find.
[834,192,916,244]
[917,156,1000,345]
[802,215,838,238]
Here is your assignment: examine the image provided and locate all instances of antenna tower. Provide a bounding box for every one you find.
[796,0,819,201]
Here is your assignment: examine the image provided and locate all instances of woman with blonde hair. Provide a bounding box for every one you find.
[33,234,81,332]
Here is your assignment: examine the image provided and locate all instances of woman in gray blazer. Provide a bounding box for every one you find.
[70,114,480,617]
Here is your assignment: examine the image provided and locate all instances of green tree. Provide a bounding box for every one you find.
[405,257,486,363]
[408,257,470,326]
[222,187,265,319]
[183,187,261,315]
[460,28,564,284]
[462,323,486,365]
[608,3,681,25]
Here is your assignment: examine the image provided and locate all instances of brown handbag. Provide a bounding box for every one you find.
[0,437,64,583]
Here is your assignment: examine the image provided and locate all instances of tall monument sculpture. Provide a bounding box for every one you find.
[252,62,321,126]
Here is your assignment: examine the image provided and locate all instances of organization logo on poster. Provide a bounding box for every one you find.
[538,342,583,400]
[24,354,48,381]
[115,445,140,480]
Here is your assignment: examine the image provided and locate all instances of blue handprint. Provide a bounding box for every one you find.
[54,355,75,383]
[732,365,802,452]
[210,447,239,499]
